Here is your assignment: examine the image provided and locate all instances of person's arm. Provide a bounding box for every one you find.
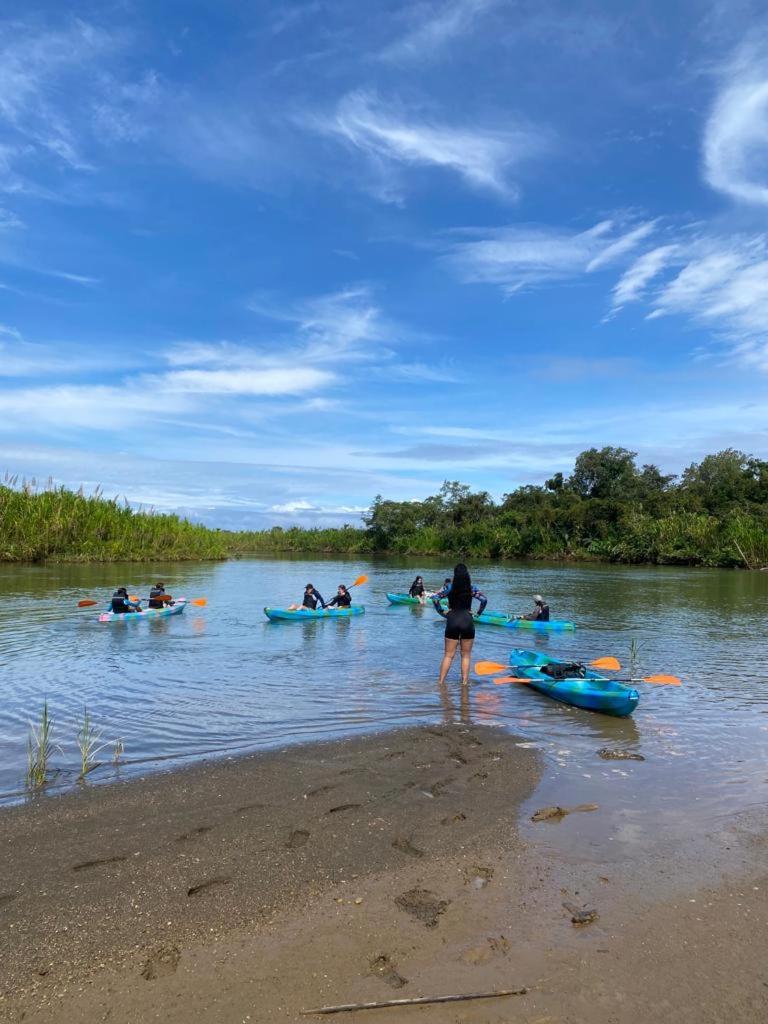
[326,595,339,608]
[433,595,447,618]
[473,588,488,614]
[313,588,326,609]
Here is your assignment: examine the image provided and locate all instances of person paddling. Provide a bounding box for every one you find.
[518,594,549,621]
[148,582,172,609]
[110,587,141,614]
[289,583,326,611]
[433,563,477,687]
[326,584,352,608]
[408,575,427,603]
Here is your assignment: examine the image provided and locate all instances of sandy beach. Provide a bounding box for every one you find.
[1,723,766,1024]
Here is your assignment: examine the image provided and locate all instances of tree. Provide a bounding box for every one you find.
[568,447,639,501]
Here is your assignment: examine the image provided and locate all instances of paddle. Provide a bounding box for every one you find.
[348,575,368,589]
[77,596,207,608]
[474,660,681,686]
[475,657,619,676]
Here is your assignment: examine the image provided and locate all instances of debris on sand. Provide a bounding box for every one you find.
[563,901,599,926]
[598,749,645,761]
[394,887,450,928]
[531,803,598,822]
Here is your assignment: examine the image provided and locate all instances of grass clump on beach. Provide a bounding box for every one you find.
[26,702,55,790]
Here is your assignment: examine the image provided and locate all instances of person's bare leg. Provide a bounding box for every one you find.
[459,637,474,686]
[438,638,459,685]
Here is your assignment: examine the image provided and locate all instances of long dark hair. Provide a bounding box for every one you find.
[449,563,472,610]
[410,575,423,589]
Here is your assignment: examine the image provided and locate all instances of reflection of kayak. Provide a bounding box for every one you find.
[508,649,638,717]
[98,599,188,623]
[386,592,445,606]
[264,606,365,621]
[473,612,575,631]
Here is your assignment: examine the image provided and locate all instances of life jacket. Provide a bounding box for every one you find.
[149,587,168,609]
[536,603,550,621]
[111,591,132,614]
[303,590,319,609]
[409,582,425,597]
[334,592,351,607]
[539,662,585,680]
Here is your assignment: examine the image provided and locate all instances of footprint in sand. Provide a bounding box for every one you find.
[141,944,181,980]
[391,836,424,858]
[187,877,231,897]
[326,803,361,814]
[175,825,213,842]
[304,785,337,799]
[369,954,407,988]
[464,865,494,889]
[72,855,128,872]
[286,829,310,848]
[440,812,467,825]
[395,887,450,928]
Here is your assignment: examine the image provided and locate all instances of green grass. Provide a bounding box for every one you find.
[27,701,55,790]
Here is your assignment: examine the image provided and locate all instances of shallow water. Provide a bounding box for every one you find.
[1,556,767,849]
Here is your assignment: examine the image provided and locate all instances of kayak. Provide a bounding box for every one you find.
[264,606,365,621]
[98,599,188,623]
[508,648,638,717]
[473,612,575,631]
[387,592,445,606]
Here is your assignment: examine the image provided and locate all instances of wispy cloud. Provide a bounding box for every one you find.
[317,90,544,201]
[382,0,499,63]
[448,218,656,294]
[703,41,768,205]
[611,244,678,309]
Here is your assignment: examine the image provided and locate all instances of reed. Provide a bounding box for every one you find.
[26,701,54,789]
[75,706,110,780]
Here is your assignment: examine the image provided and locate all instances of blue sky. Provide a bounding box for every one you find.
[2,0,768,527]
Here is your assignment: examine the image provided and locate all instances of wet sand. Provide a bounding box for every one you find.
[1,724,766,1023]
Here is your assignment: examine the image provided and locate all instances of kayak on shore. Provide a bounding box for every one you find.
[264,606,365,621]
[508,648,638,717]
[98,599,188,623]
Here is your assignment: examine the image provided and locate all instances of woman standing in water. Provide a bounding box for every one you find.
[433,562,476,687]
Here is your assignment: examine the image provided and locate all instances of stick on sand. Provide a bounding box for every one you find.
[301,986,527,1014]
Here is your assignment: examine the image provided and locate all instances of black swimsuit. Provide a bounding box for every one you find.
[444,608,475,640]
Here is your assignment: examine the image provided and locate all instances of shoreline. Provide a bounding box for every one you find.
[2,723,766,1023]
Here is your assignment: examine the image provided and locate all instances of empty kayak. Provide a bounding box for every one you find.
[508,648,638,717]
[473,612,575,631]
[387,592,445,606]
[98,599,188,623]
[264,606,365,621]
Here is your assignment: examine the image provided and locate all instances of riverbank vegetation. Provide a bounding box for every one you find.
[5,448,768,567]
[0,476,229,562]
[235,447,768,568]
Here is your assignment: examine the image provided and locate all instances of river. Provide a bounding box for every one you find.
[1,556,766,859]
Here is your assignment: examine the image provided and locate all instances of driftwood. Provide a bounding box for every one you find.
[301,987,527,1015]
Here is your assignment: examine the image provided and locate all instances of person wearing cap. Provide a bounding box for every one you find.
[148,582,173,609]
[109,587,141,614]
[288,583,326,611]
[519,595,549,621]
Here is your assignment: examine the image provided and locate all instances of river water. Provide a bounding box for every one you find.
[1,556,766,855]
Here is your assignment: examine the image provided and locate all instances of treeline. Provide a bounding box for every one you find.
[5,448,768,567]
[240,448,768,568]
[0,477,228,562]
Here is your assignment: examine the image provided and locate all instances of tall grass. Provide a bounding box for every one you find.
[27,701,55,789]
[0,476,228,563]
[76,706,110,780]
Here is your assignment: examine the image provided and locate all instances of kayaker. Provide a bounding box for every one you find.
[288,583,326,611]
[431,576,488,615]
[433,562,477,687]
[110,588,141,614]
[518,595,550,621]
[408,575,427,603]
[326,584,352,608]
[148,582,172,609]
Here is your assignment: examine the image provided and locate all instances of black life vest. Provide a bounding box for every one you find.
[111,591,132,614]
[149,587,167,609]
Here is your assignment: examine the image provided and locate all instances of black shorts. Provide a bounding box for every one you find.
[444,609,475,641]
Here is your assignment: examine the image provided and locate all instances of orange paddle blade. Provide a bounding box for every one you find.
[591,657,621,671]
[190,597,207,606]
[351,575,368,588]
[129,595,139,602]
[643,674,681,686]
[474,661,509,676]
[493,675,532,685]
[77,599,98,608]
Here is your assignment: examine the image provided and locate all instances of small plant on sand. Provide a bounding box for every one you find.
[113,737,124,766]
[75,706,109,780]
[27,701,55,789]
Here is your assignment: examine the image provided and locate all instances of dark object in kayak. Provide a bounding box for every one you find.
[508,648,639,717]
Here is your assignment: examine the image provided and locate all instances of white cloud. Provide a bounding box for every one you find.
[449,218,656,294]
[160,366,334,395]
[612,244,678,308]
[382,0,499,63]
[704,44,768,205]
[320,90,543,200]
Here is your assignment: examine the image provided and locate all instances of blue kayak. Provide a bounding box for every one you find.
[508,648,638,717]
[387,592,446,607]
[99,599,188,623]
[264,606,365,621]
[475,612,575,631]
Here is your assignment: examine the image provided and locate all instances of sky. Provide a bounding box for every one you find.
[2,0,768,528]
